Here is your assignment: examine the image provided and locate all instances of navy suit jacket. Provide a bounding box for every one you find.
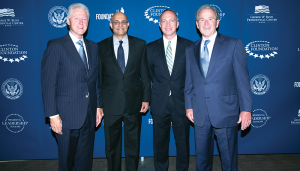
[185,33,252,128]
[41,34,102,129]
[147,36,193,116]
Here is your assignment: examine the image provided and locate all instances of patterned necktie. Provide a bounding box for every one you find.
[76,40,89,74]
[166,41,173,75]
[201,40,210,77]
[117,40,125,73]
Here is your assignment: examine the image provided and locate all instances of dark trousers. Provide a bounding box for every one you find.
[194,112,238,171]
[152,96,190,171]
[104,112,142,171]
[55,103,95,171]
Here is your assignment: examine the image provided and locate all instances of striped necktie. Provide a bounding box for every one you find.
[166,41,173,75]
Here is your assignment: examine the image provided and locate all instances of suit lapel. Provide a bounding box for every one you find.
[107,36,123,74]
[206,33,224,77]
[194,39,204,77]
[84,38,92,76]
[172,36,184,77]
[125,36,135,75]
[157,38,170,77]
[63,34,87,75]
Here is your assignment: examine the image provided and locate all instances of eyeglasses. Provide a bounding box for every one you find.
[112,21,128,25]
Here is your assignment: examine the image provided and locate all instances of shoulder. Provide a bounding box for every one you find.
[177,36,194,47]
[46,36,65,48]
[147,38,161,48]
[218,33,241,45]
[85,38,98,48]
[97,37,111,47]
[128,35,146,45]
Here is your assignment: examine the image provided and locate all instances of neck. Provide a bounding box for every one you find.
[114,34,126,40]
[163,34,176,41]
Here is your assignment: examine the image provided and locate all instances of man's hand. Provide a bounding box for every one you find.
[96,108,104,127]
[140,102,149,113]
[50,116,62,135]
[237,111,252,130]
[186,109,194,123]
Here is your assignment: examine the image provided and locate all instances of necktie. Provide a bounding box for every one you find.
[166,41,173,75]
[117,40,125,73]
[76,40,88,74]
[201,40,210,77]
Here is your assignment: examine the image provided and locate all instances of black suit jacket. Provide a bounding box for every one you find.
[98,35,151,115]
[147,36,193,117]
[41,34,102,129]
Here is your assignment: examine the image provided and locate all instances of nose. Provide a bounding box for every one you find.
[204,19,208,25]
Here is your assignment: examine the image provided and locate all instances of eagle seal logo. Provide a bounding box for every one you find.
[48,6,67,28]
[1,78,23,100]
[250,74,270,95]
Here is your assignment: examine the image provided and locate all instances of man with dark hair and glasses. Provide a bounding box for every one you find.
[97,12,151,171]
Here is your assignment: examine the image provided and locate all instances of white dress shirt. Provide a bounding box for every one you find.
[200,31,217,61]
[163,35,177,65]
[113,34,129,66]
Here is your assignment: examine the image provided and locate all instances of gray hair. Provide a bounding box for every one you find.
[67,3,90,20]
[195,4,219,21]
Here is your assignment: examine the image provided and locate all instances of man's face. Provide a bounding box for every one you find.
[66,8,89,39]
[196,9,219,39]
[110,12,129,39]
[159,11,179,39]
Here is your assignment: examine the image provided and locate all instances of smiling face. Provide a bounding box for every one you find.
[196,9,219,39]
[110,12,129,40]
[66,8,89,39]
[159,11,179,40]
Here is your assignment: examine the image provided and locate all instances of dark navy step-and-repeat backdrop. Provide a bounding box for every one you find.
[1,0,300,160]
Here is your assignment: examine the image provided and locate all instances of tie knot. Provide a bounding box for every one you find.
[204,40,210,46]
[119,40,123,45]
[76,40,83,46]
[168,41,171,45]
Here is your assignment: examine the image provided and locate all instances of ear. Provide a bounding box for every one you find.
[177,21,179,28]
[109,22,112,29]
[216,19,220,29]
[66,17,70,26]
[196,20,199,29]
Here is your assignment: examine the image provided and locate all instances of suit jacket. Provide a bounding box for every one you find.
[185,33,252,128]
[147,36,193,116]
[98,35,151,115]
[41,34,102,129]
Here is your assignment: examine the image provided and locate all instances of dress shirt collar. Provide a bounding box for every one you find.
[202,31,217,45]
[69,32,85,45]
[163,35,177,47]
[113,34,128,45]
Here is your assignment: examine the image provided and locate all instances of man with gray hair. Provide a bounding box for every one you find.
[42,3,103,171]
[185,4,252,171]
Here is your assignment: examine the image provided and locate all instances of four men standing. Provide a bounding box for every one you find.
[42,3,252,171]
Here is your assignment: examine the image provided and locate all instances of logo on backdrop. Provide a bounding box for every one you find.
[245,41,278,59]
[48,6,68,28]
[2,114,28,133]
[0,44,28,63]
[0,8,24,27]
[251,109,271,128]
[294,82,300,87]
[0,8,15,17]
[246,5,277,24]
[144,6,174,24]
[210,4,225,21]
[250,74,270,95]
[96,7,124,22]
[1,78,23,100]
[291,109,300,125]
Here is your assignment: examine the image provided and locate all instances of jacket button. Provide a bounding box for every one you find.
[205,82,208,85]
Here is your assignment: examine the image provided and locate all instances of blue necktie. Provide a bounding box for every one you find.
[117,40,125,73]
[201,40,210,77]
[76,40,88,75]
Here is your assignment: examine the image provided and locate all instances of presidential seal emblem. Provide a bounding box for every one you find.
[48,6,67,28]
[2,114,28,133]
[250,74,270,95]
[210,4,225,21]
[251,109,271,128]
[1,78,23,100]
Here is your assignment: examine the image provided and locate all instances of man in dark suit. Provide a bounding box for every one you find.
[41,3,103,171]
[147,9,192,171]
[185,5,252,171]
[97,12,151,171]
